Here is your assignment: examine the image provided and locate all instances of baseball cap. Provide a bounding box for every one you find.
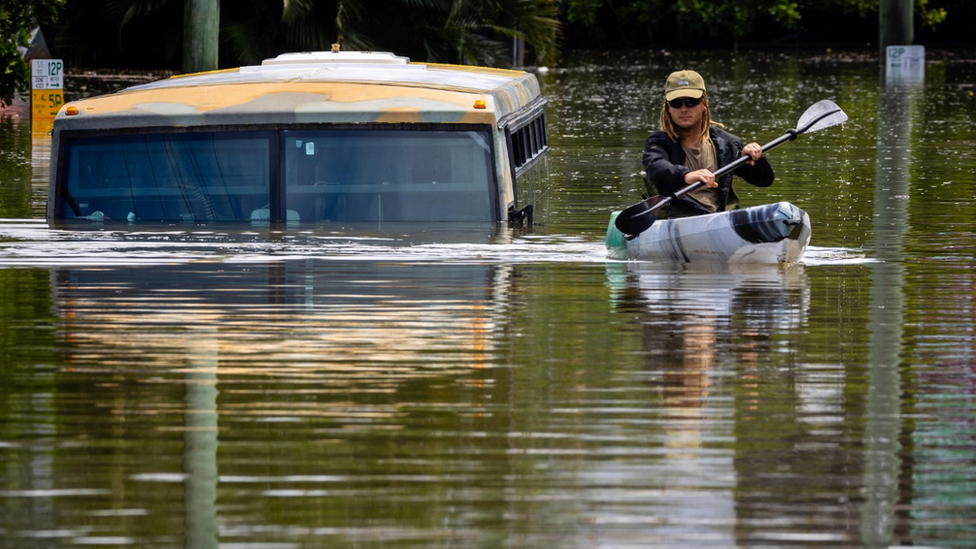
[664,70,706,101]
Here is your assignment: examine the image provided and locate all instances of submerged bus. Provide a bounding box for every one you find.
[47,51,550,225]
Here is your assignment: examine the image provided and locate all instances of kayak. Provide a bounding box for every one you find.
[605,201,811,264]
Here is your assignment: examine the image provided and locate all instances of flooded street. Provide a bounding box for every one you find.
[2,48,976,547]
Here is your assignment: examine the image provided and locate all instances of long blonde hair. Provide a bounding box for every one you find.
[659,93,715,145]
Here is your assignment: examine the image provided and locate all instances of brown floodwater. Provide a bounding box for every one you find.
[1,48,975,547]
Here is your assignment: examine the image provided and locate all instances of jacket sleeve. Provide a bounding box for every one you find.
[727,133,774,188]
[642,132,689,196]
[733,155,775,188]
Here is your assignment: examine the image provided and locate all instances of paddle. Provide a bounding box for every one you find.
[613,99,848,239]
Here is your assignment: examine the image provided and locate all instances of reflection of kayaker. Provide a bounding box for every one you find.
[643,69,774,219]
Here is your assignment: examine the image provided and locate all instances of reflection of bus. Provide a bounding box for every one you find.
[51,259,507,375]
[47,51,550,226]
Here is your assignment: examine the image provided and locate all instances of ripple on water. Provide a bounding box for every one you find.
[0,220,876,269]
[0,220,611,267]
[800,245,876,266]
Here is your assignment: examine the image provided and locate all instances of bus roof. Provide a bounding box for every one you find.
[54,51,544,131]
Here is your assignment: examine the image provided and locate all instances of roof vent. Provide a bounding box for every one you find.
[261,51,410,66]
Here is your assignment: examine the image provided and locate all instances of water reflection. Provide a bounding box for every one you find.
[608,262,811,423]
[607,262,811,337]
[45,259,512,546]
[606,261,812,543]
[52,260,507,373]
[183,327,219,549]
[30,119,53,218]
[860,75,917,545]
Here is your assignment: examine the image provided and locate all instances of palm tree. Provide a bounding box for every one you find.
[259,0,560,67]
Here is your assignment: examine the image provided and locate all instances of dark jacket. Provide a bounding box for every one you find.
[642,125,774,217]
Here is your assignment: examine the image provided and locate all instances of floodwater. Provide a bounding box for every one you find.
[1,48,975,547]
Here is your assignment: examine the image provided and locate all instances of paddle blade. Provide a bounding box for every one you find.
[796,99,848,134]
[614,195,664,238]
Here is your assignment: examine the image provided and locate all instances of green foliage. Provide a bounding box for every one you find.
[566,0,602,26]
[769,1,801,25]
[41,0,560,70]
[322,0,562,67]
[647,0,800,41]
[30,0,972,75]
[0,0,64,107]
[104,0,170,28]
[559,0,803,46]
[915,0,947,30]
[802,0,948,27]
[563,0,959,47]
[178,0,561,68]
[1,7,32,107]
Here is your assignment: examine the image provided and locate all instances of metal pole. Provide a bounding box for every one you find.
[513,37,524,69]
[879,0,913,54]
[183,0,220,74]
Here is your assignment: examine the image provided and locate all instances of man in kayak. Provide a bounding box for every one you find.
[642,70,774,217]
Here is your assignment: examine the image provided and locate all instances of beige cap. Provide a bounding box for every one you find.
[664,70,706,101]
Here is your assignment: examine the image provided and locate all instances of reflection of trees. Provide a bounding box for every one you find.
[0,268,61,525]
[0,116,35,217]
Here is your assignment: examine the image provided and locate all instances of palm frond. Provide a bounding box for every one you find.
[282,0,319,23]
[103,0,173,29]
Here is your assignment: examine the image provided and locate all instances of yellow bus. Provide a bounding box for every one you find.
[47,51,550,225]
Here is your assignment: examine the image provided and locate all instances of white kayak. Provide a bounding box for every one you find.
[605,201,811,264]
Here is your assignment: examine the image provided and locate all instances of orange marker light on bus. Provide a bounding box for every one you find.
[473,99,486,109]
[65,106,79,116]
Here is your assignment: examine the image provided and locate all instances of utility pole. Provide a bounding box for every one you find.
[183,0,220,74]
[879,0,913,54]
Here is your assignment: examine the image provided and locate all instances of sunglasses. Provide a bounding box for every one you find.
[667,97,702,109]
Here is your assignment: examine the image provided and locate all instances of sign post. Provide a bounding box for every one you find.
[31,59,64,133]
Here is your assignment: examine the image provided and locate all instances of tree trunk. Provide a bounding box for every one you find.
[183,0,220,74]
[879,0,913,53]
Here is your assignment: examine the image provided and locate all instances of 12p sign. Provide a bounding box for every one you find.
[31,59,64,120]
